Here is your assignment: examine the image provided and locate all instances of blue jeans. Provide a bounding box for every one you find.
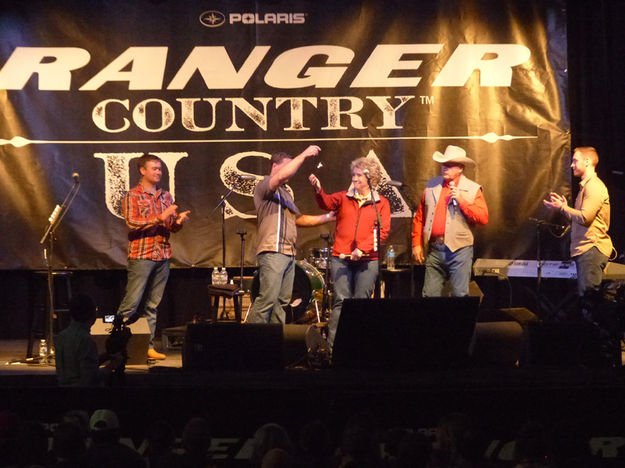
[116,258,170,349]
[327,257,378,347]
[248,252,295,324]
[422,245,473,297]
[574,247,608,297]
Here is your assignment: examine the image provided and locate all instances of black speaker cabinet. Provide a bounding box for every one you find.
[472,307,538,367]
[183,322,283,371]
[523,321,619,368]
[91,317,150,365]
[332,297,480,371]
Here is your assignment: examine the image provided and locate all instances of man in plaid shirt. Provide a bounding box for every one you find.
[116,153,190,360]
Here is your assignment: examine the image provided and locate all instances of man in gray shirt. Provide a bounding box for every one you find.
[248,145,334,324]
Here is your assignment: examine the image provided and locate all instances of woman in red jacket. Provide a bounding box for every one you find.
[309,158,391,348]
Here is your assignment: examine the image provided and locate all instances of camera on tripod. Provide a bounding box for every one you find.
[105,315,132,358]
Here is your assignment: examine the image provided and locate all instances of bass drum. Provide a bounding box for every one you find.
[251,260,324,323]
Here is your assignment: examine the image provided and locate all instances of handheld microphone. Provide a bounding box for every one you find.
[72,172,80,183]
[385,180,404,188]
[238,174,257,180]
[449,181,458,207]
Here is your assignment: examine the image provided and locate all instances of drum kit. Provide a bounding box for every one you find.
[250,246,333,324]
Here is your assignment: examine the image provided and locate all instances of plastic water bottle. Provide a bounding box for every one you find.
[211,267,219,285]
[386,245,396,271]
[220,268,228,285]
[39,339,48,357]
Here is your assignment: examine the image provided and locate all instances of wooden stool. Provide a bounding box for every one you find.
[207,284,243,323]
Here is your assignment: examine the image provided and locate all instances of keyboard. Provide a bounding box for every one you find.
[473,258,625,280]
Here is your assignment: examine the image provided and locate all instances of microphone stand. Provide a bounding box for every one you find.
[365,176,383,298]
[528,217,567,320]
[319,233,334,323]
[210,190,236,269]
[397,185,418,297]
[211,184,239,318]
[36,178,80,365]
[236,227,247,290]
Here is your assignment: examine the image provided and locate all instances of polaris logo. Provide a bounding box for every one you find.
[200,10,306,27]
[229,13,306,25]
[199,11,226,28]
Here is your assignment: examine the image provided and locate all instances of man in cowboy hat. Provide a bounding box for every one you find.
[411,145,489,296]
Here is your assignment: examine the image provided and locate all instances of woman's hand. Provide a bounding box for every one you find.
[308,173,322,193]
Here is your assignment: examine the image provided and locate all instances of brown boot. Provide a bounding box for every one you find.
[147,349,166,360]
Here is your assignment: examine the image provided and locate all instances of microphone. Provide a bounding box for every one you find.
[72,172,80,183]
[529,217,569,231]
[238,174,257,180]
[449,181,458,207]
[385,180,404,188]
[362,169,370,180]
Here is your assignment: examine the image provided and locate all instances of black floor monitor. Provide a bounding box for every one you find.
[332,297,480,371]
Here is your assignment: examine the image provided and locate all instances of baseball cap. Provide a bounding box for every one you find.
[89,409,119,431]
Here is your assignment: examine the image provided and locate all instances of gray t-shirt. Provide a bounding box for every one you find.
[254,176,301,256]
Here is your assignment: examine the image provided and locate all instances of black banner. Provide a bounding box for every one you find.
[0,0,569,269]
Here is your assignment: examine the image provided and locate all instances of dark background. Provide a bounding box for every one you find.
[1,0,624,339]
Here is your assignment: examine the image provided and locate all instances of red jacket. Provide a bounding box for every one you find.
[315,188,391,260]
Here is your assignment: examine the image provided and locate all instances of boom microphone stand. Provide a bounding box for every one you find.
[36,174,81,364]
[528,217,570,320]
[211,182,241,317]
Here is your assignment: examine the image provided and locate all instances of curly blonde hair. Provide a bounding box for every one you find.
[350,158,382,187]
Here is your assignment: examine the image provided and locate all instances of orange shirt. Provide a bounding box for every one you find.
[412,177,488,247]
[430,181,453,237]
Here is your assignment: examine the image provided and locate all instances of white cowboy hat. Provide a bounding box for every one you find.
[432,145,475,167]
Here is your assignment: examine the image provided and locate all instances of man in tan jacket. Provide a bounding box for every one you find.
[543,146,613,296]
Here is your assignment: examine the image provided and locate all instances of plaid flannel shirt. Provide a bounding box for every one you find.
[123,184,181,260]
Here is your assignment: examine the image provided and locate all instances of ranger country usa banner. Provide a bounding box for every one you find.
[0,0,569,269]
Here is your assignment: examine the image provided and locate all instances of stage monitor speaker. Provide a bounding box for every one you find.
[472,307,538,367]
[283,324,309,367]
[522,322,619,368]
[91,317,150,365]
[472,321,524,367]
[183,322,283,371]
[332,297,480,371]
